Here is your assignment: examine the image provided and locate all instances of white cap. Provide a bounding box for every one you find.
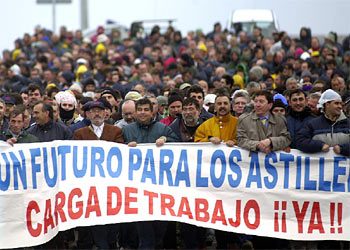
[10,64,21,75]
[317,89,342,111]
[77,58,88,65]
[300,52,311,61]
[55,91,77,106]
[97,34,108,43]
[204,94,217,105]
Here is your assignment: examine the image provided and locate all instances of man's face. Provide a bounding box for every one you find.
[102,93,117,108]
[325,100,343,117]
[148,97,158,117]
[9,114,24,134]
[0,102,5,120]
[136,104,153,124]
[307,97,319,114]
[29,89,42,105]
[189,92,204,107]
[168,101,182,118]
[272,107,286,116]
[61,102,75,111]
[182,103,200,125]
[286,80,298,90]
[215,96,231,116]
[254,95,272,117]
[88,108,105,126]
[33,103,49,125]
[232,97,247,116]
[290,93,307,112]
[21,93,29,106]
[122,102,136,124]
[23,109,31,129]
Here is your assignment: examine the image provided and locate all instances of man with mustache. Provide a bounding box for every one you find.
[286,89,313,148]
[195,90,237,146]
[73,100,123,249]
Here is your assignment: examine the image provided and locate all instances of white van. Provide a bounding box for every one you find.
[228,9,279,38]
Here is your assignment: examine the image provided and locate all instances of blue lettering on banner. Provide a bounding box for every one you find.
[91,147,105,177]
[73,146,88,178]
[318,157,331,191]
[246,152,262,188]
[333,156,347,192]
[279,153,294,189]
[264,153,278,189]
[128,148,141,181]
[10,151,27,190]
[57,145,71,181]
[159,149,174,186]
[43,147,58,188]
[196,150,208,187]
[296,156,302,190]
[304,157,317,191]
[107,147,123,178]
[0,153,11,191]
[210,150,226,188]
[228,149,242,188]
[141,149,156,184]
[174,150,190,187]
[30,148,41,189]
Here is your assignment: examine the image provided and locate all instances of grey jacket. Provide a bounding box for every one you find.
[237,111,291,151]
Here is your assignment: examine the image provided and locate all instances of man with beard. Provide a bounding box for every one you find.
[194,90,237,147]
[73,100,123,249]
[170,97,207,249]
[170,97,203,142]
[186,84,214,121]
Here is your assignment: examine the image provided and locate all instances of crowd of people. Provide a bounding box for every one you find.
[0,21,350,249]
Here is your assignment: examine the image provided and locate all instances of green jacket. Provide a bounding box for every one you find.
[1,129,40,144]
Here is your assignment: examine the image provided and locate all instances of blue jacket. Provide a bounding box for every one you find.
[296,112,350,156]
[122,120,179,144]
[286,108,314,148]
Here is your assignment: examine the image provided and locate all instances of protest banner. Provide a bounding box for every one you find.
[0,140,349,248]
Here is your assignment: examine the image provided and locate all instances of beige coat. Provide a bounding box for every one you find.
[237,111,291,151]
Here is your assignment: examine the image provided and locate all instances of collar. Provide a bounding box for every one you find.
[214,113,233,123]
[91,123,105,131]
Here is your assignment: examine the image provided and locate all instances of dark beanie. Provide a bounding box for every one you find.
[271,99,287,111]
[168,94,183,106]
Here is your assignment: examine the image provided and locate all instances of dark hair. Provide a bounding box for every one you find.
[288,89,307,99]
[183,97,200,110]
[222,74,234,88]
[187,84,204,99]
[214,87,231,101]
[9,105,25,120]
[34,101,53,120]
[136,98,153,112]
[28,83,43,96]
[254,90,273,103]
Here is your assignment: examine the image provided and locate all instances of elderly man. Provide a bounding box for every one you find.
[195,90,237,147]
[115,100,136,128]
[237,90,291,154]
[73,100,123,249]
[297,89,350,156]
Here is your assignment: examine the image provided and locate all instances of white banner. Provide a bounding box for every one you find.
[0,140,349,248]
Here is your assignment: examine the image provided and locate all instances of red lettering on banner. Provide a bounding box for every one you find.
[243,200,260,229]
[228,200,241,227]
[125,187,138,214]
[54,192,66,225]
[107,187,122,215]
[68,188,83,220]
[85,186,101,218]
[292,201,309,233]
[26,201,42,237]
[195,198,209,222]
[177,197,193,219]
[308,202,325,234]
[211,200,227,225]
[144,190,158,215]
[161,193,176,216]
[44,199,55,234]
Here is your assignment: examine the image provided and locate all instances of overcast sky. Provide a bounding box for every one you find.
[1,0,349,53]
